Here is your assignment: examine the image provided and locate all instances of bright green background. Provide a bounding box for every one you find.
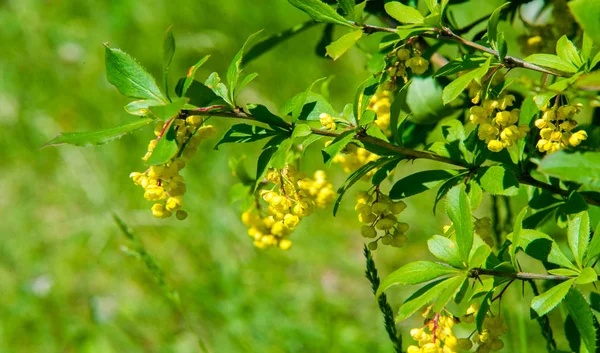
[0,0,587,352]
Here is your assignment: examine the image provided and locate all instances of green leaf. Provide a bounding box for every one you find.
[255,135,288,187]
[237,72,259,96]
[288,0,354,27]
[487,2,509,47]
[568,0,600,47]
[176,55,210,97]
[582,32,593,62]
[124,99,163,116]
[468,181,483,210]
[104,45,166,103]
[509,207,528,264]
[577,267,598,284]
[523,54,578,74]
[390,169,459,199]
[433,55,486,77]
[565,288,598,353]
[270,138,293,169]
[396,278,453,322]
[477,165,519,196]
[442,58,490,104]
[433,274,468,312]
[556,35,583,68]
[402,77,451,125]
[548,268,579,277]
[282,78,326,123]
[375,261,460,298]
[354,76,378,122]
[384,1,424,24]
[325,29,363,60]
[149,98,187,121]
[428,235,464,269]
[338,0,355,17]
[433,173,466,214]
[291,124,313,139]
[531,279,576,317]
[146,119,178,166]
[371,157,402,186]
[568,211,590,268]
[243,21,318,65]
[178,80,227,109]
[476,292,493,333]
[517,229,578,271]
[333,157,392,216]
[227,30,264,103]
[538,151,600,187]
[585,222,600,266]
[162,26,176,101]
[575,71,600,91]
[446,185,473,266]
[354,1,367,24]
[43,118,153,148]
[214,124,279,150]
[247,104,290,130]
[321,130,355,166]
[205,72,229,103]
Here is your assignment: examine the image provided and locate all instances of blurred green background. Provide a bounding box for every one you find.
[0,0,593,352]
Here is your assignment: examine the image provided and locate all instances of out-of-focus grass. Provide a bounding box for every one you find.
[0,0,586,352]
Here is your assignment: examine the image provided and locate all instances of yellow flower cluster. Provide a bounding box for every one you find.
[469,96,530,152]
[241,167,335,250]
[390,48,430,76]
[368,91,392,133]
[535,104,587,154]
[319,112,337,131]
[355,191,408,249]
[407,314,472,353]
[461,304,508,353]
[332,143,379,176]
[130,116,216,220]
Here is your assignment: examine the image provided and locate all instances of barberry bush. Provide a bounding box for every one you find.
[43,0,600,352]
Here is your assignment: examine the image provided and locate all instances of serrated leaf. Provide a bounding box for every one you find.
[565,288,598,353]
[243,21,318,65]
[568,0,600,47]
[288,0,354,27]
[321,130,355,166]
[446,185,473,266]
[105,45,166,103]
[477,165,519,196]
[523,54,578,74]
[214,124,279,149]
[375,261,460,298]
[162,26,176,101]
[146,119,178,165]
[326,29,363,60]
[390,169,458,199]
[577,267,598,284]
[531,279,575,317]
[227,30,264,103]
[428,235,464,269]
[43,118,153,148]
[556,35,583,68]
[384,1,424,24]
[396,278,452,322]
[433,274,467,312]
[442,58,490,104]
[538,151,600,187]
[568,211,590,268]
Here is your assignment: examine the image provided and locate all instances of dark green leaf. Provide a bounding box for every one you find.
[487,3,509,47]
[104,45,166,103]
[476,165,519,196]
[371,157,402,185]
[518,229,578,270]
[326,29,363,60]
[565,288,598,353]
[322,130,355,166]
[146,119,178,165]
[396,278,453,321]
[442,58,490,104]
[288,0,354,27]
[243,21,318,65]
[476,292,493,333]
[384,1,424,24]
[270,138,293,169]
[354,76,378,122]
[43,118,153,148]
[227,30,263,102]
[375,261,460,298]
[283,91,338,121]
[181,80,228,108]
[428,235,464,268]
[390,169,458,199]
[568,211,590,268]
[162,26,176,100]
[523,54,578,73]
[248,104,291,130]
[509,207,528,264]
[214,124,279,149]
[433,173,466,213]
[446,185,474,266]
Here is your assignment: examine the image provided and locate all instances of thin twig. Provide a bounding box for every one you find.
[472,268,587,282]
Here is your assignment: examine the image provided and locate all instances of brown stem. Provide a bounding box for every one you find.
[181,109,600,207]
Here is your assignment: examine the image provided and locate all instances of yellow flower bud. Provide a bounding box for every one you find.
[176,210,188,220]
[278,239,292,250]
[487,140,504,152]
[165,196,183,211]
[361,225,377,238]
